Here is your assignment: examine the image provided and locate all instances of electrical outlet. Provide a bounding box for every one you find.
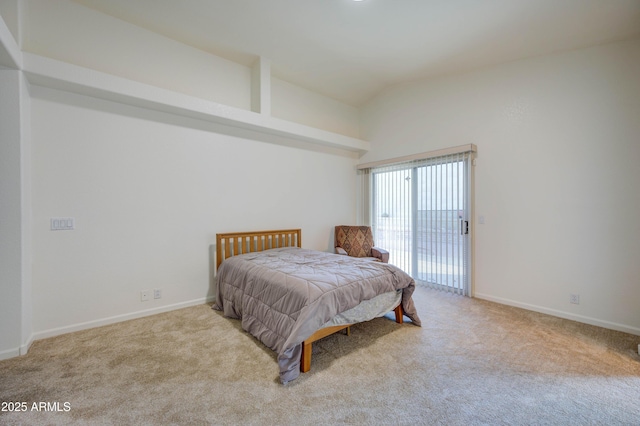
[153,289,162,299]
[570,294,580,305]
[140,290,151,302]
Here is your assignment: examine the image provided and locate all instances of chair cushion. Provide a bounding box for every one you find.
[335,226,374,258]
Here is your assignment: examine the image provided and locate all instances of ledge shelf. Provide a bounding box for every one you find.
[21,53,370,154]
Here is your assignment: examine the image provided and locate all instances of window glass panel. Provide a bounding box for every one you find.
[367,153,472,296]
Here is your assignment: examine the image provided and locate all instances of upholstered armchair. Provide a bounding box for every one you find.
[334,225,389,263]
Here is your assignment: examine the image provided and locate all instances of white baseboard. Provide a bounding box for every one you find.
[475,292,640,337]
[2,297,216,360]
[20,334,34,356]
[0,335,36,361]
[31,296,216,344]
[0,347,20,361]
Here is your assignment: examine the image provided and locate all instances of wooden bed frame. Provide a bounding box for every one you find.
[215,229,404,373]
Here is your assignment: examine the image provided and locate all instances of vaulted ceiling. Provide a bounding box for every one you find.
[73,0,640,106]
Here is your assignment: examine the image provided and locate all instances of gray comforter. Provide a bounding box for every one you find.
[213,247,421,383]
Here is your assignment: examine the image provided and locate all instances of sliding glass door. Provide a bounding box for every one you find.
[368,152,472,296]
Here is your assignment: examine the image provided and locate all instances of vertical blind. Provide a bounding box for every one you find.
[358,145,475,296]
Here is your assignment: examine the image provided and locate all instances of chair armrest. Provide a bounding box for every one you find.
[371,247,389,263]
[335,247,348,256]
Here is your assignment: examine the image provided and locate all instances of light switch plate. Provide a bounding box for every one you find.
[50,217,75,231]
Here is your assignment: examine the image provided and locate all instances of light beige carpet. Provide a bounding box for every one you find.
[1,287,639,425]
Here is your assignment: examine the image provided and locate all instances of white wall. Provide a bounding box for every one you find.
[1,0,364,343]
[23,0,252,110]
[0,70,23,357]
[22,0,361,140]
[360,38,640,335]
[272,77,361,138]
[0,0,19,45]
[0,68,31,359]
[30,85,358,337]
[19,67,32,355]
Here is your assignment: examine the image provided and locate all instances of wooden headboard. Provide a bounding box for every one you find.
[216,229,302,269]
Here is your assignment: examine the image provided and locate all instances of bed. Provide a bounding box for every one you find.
[213,229,421,383]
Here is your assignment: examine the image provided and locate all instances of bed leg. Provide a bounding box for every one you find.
[394,304,404,324]
[301,341,312,373]
[346,326,350,336]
